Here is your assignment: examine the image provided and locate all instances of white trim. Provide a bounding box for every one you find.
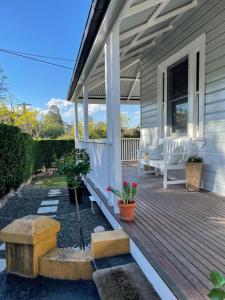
[120,0,197,41]
[83,84,89,141]
[86,181,177,300]
[157,34,205,139]
[125,0,166,18]
[73,101,79,141]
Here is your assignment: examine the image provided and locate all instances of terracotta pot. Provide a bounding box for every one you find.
[118,200,136,222]
[185,162,203,192]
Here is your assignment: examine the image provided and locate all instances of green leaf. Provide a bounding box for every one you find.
[210,272,225,288]
[208,288,225,300]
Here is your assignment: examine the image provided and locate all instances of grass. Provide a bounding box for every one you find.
[32,175,67,188]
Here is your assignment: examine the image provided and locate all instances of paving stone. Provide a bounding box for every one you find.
[0,259,6,272]
[41,200,59,206]
[37,206,58,214]
[0,243,5,251]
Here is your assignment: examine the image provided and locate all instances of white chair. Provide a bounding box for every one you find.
[138,137,192,188]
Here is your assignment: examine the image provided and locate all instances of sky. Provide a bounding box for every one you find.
[0,0,140,128]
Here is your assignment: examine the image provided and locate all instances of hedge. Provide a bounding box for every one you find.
[34,139,74,170]
[0,124,75,197]
[0,124,35,197]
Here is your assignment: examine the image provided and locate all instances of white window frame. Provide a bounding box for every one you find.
[157,34,205,140]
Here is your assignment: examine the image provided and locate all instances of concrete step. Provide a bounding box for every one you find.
[93,263,160,300]
[39,247,94,280]
[92,254,134,271]
[91,229,130,259]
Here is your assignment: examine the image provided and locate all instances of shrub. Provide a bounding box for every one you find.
[34,139,74,170]
[187,155,203,163]
[0,124,35,197]
[0,124,75,197]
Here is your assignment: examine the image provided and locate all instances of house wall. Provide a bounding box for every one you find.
[140,0,225,195]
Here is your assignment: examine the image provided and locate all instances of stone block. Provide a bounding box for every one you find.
[40,248,93,280]
[91,230,130,259]
[0,215,60,277]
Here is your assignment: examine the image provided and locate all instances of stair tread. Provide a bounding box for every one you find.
[93,254,134,270]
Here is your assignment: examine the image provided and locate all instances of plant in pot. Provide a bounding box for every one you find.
[106,181,137,222]
[55,149,90,204]
[185,155,203,192]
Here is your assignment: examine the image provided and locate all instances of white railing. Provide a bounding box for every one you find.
[121,138,140,161]
[75,138,140,199]
[76,140,109,197]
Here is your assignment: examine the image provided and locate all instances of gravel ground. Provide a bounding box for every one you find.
[0,179,112,255]
[0,272,100,300]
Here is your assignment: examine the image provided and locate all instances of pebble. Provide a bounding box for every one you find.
[94,226,105,233]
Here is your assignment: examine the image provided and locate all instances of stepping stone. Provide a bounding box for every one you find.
[41,200,59,206]
[0,243,5,251]
[37,206,58,214]
[48,195,61,198]
[0,259,6,272]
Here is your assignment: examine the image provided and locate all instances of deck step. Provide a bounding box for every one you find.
[39,247,94,280]
[91,230,130,259]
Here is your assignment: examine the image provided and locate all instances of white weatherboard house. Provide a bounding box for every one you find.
[68,1,225,299]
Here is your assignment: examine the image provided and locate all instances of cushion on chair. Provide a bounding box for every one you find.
[147,143,163,160]
[168,146,184,164]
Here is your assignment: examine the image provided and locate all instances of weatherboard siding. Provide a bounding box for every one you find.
[140,0,225,194]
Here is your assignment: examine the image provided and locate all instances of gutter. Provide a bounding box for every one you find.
[67,0,111,101]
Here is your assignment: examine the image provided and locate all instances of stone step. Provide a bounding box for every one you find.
[91,229,130,259]
[39,247,94,280]
[93,263,160,300]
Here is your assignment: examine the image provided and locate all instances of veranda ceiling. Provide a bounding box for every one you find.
[68,0,198,104]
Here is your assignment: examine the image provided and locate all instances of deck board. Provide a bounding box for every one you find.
[88,163,225,299]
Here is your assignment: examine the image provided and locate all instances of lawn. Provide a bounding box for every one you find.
[32,174,67,188]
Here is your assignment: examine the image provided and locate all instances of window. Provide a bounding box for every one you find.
[168,57,188,134]
[158,34,205,139]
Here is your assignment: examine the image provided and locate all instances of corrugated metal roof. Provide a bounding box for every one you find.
[68,0,198,103]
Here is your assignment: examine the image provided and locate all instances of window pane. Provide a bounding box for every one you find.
[168,57,188,101]
[172,99,188,133]
[196,52,200,92]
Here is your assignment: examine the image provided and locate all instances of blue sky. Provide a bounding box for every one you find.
[0,0,140,127]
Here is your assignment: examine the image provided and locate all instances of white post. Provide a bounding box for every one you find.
[105,26,122,214]
[83,84,89,142]
[73,100,79,149]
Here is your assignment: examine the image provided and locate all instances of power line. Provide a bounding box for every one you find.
[6,91,25,105]
[1,47,75,62]
[0,48,73,70]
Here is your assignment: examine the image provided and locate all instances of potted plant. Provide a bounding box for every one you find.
[56,149,90,204]
[106,181,137,222]
[185,155,203,192]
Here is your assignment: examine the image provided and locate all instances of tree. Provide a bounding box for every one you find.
[0,67,7,96]
[0,98,42,137]
[48,105,63,125]
[121,113,130,128]
[42,105,64,139]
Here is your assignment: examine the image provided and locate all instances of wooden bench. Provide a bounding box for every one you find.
[138,137,192,188]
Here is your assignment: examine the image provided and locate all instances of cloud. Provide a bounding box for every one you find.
[88,104,106,115]
[45,98,74,120]
[134,110,140,120]
[42,98,106,122]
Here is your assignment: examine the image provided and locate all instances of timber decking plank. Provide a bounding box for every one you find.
[87,164,225,300]
[138,190,225,258]
[137,195,225,272]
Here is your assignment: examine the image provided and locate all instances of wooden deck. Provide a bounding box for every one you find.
[88,162,225,300]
